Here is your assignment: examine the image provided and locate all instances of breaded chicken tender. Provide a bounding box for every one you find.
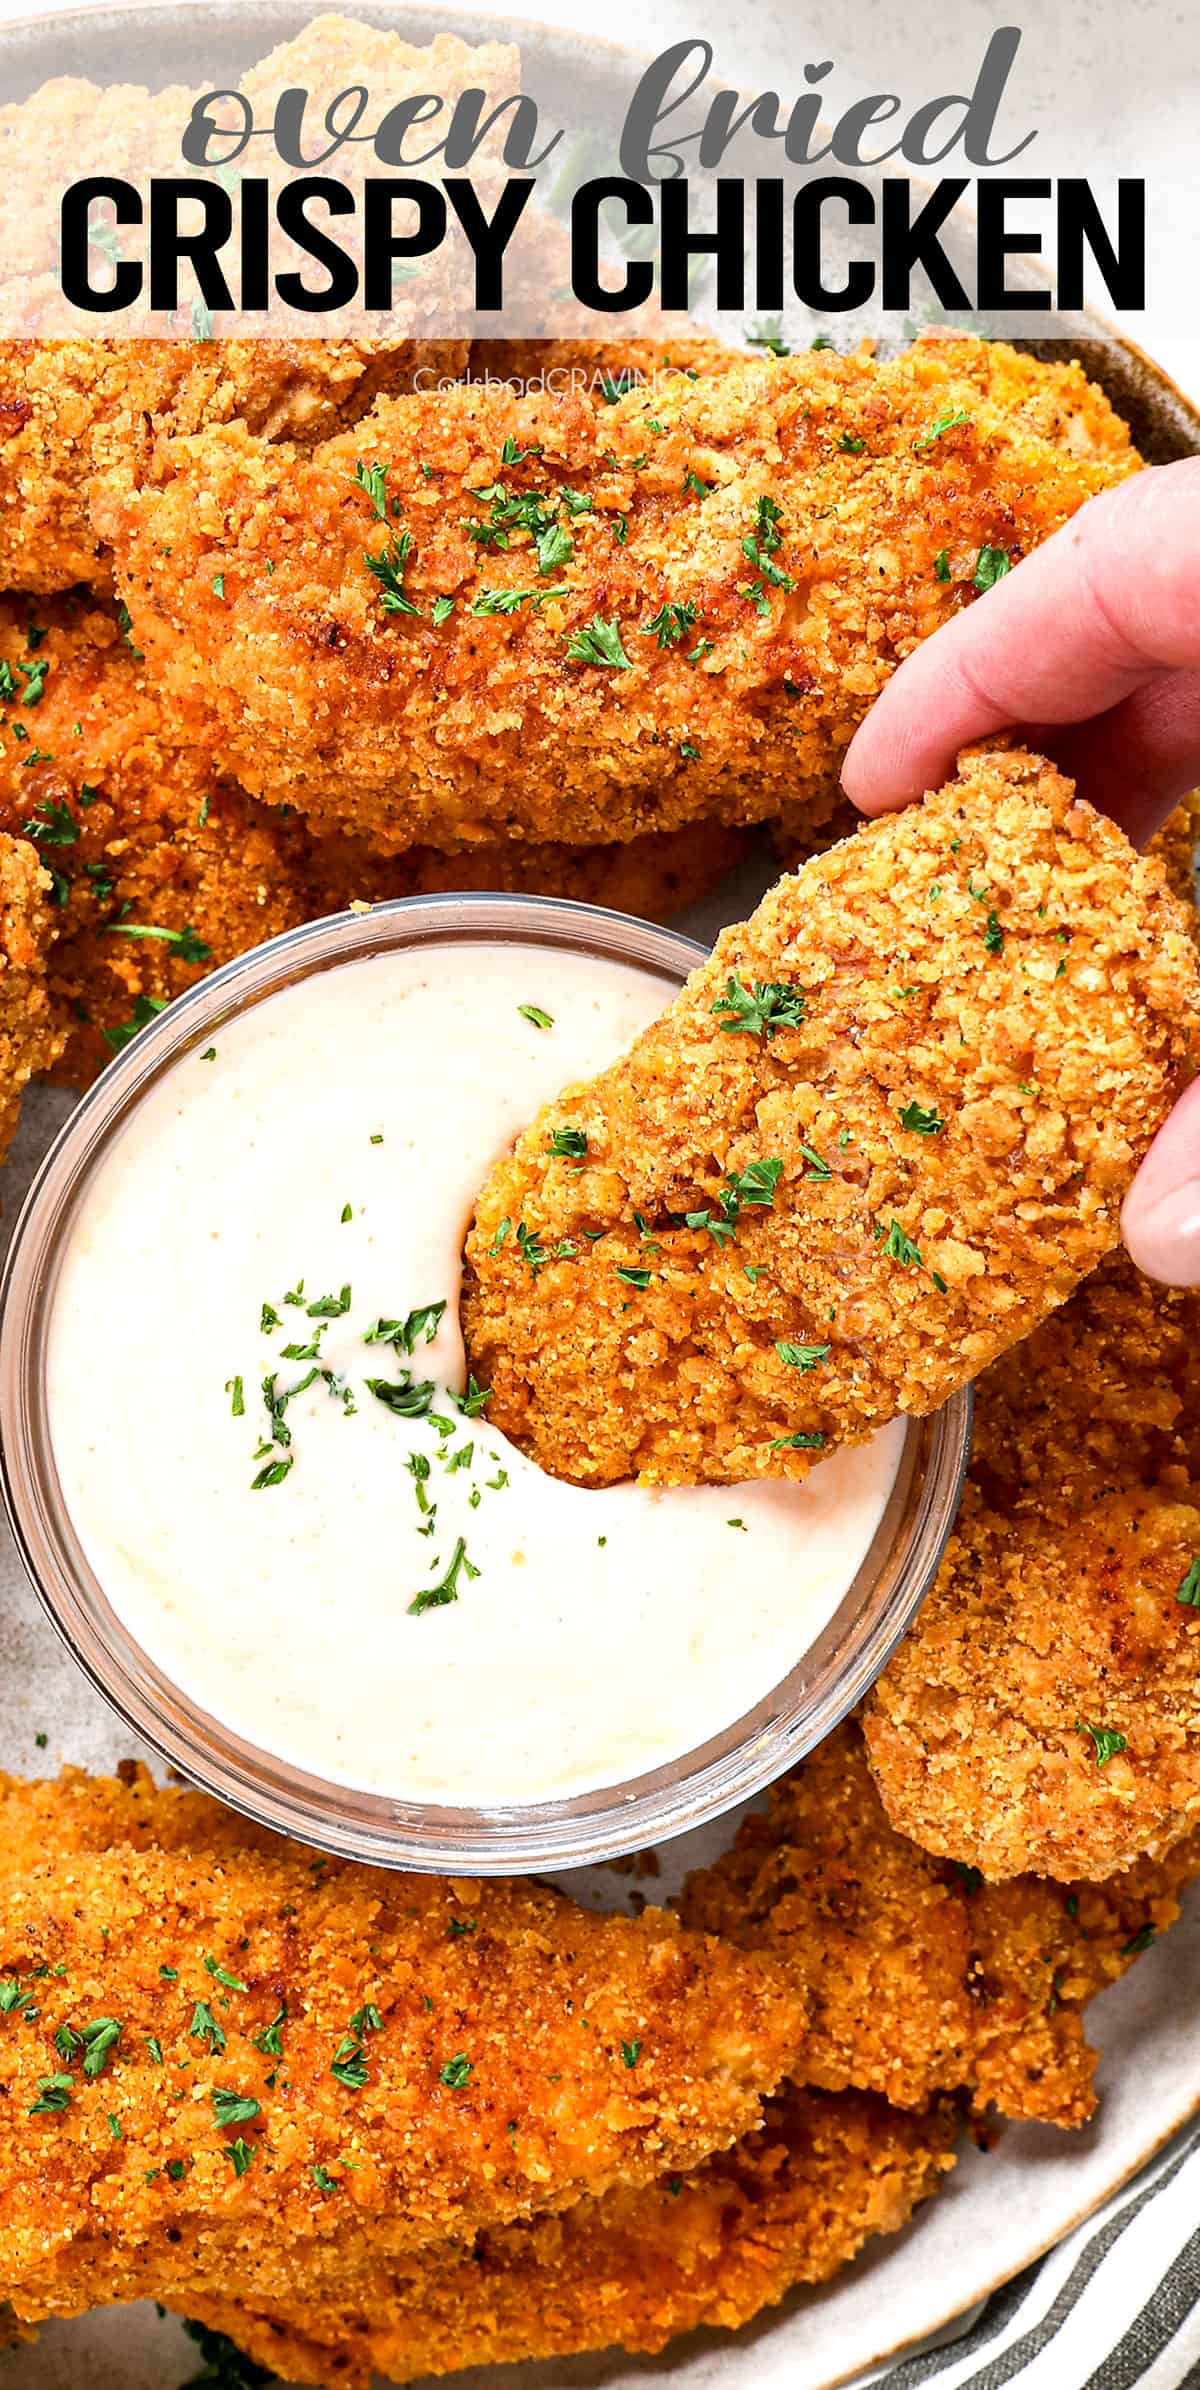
[461,749,1200,1488]
[90,339,1137,850]
[0,597,746,1084]
[0,1782,805,2326]
[0,827,63,1157]
[0,336,470,593]
[182,2086,958,2387]
[863,1256,1200,1881]
[681,1723,1200,2129]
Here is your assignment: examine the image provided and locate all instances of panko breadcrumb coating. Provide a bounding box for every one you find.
[0,337,470,594]
[183,2086,959,2387]
[863,1255,1200,1881]
[0,1779,805,2326]
[0,829,63,1158]
[90,338,1138,851]
[681,1723,1200,2129]
[461,748,1200,1488]
[0,597,746,1085]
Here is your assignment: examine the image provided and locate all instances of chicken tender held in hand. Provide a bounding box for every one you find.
[461,749,1200,1489]
[681,1723,1200,2129]
[92,339,1137,850]
[0,829,63,1160]
[864,1255,1200,1881]
[183,2086,958,2388]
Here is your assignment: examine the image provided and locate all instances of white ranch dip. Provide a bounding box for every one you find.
[46,938,905,1805]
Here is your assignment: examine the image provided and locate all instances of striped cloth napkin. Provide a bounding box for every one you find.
[868,2115,1200,2390]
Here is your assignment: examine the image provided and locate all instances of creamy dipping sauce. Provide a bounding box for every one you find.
[45,939,905,1806]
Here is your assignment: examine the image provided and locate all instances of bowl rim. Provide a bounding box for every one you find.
[0,889,972,1872]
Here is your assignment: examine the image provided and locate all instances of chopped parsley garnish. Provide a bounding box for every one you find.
[306,1284,352,1318]
[643,599,699,649]
[77,2017,122,2076]
[516,1221,549,1273]
[439,2053,473,2088]
[768,1430,827,1450]
[190,2000,227,2056]
[740,494,794,608]
[518,1003,554,1029]
[914,407,971,450]
[103,993,168,1052]
[471,583,568,616]
[620,2038,641,2067]
[1177,1558,1200,1607]
[226,2137,256,2176]
[1122,1923,1156,1956]
[225,1376,245,1417]
[29,2072,73,2116]
[457,1375,492,1418]
[205,1954,248,1992]
[365,527,421,617]
[312,2164,339,2192]
[500,436,543,464]
[565,614,632,669]
[683,467,714,497]
[983,910,1004,955]
[211,2088,260,2128]
[775,1342,830,1371]
[746,317,791,356]
[431,594,455,625]
[934,549,951,582]
[410,1536,479,1616]
[548,1126,588,1159]
[105,922,211,962]
[973,544,1012,592]
[711,974,806,1037]
[615,1264,652,1288]
[23,796,79,848]
[1076,1719,1127,1768]
[881,1220,923,1268]
[727,1157,783,1207]
[353,458,390,521]
[364,1301,446,1354]
[837,432,866,454]
[899,1100,945,1136]
[366,1374,436,1418]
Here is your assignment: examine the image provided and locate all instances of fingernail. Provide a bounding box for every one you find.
[1122,1177,1200,1285]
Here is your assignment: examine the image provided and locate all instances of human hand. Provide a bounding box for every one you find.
[841,456,1200,1286]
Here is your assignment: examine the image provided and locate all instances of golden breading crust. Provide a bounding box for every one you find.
[181,2086,959,2388]
[0,338,471,595]
[681,1723,1200,2129]
[0,1780,806,2326]
[461,749,1200,1488]
[0,597,747,1084]
[0,827,63,1157]
[89,339,1137,850]
[863,1256,1200,1881]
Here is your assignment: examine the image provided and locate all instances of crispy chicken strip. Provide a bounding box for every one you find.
[863,1256,1200,1881]
[0,598,747,1084]
[0,337,469,594]
[681,1722,1200,2128]
[182,2086,959,2388]
[90,339,1137,850]
[0,828,64,1159]
[461,749,1200,1488]
[0,1788,805,2325]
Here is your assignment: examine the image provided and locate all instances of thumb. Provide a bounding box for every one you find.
[1121,1076,1200,1285]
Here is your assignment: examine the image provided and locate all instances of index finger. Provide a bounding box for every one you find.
[841,456,1200,814]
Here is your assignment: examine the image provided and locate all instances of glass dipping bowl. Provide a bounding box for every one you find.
[0,894,972,1873]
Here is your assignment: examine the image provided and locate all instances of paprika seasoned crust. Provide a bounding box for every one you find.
[0,828,64,1160]
[864,1256,1200,1882]
[181,2087,959,2389]
[89,338,1137,850]
[0,596,748,1087]
[680,1722,1200,2130]
[0,1776,806,2326]
[461,748,1200,1489]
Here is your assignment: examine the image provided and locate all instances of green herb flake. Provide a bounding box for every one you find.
[899,1100,945,1136]
[564,614,632,669]
[439,2053,473,2088]
[518,1004,554,1029]
[1076,1718,1128,1769]
[973,544,1012,593]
